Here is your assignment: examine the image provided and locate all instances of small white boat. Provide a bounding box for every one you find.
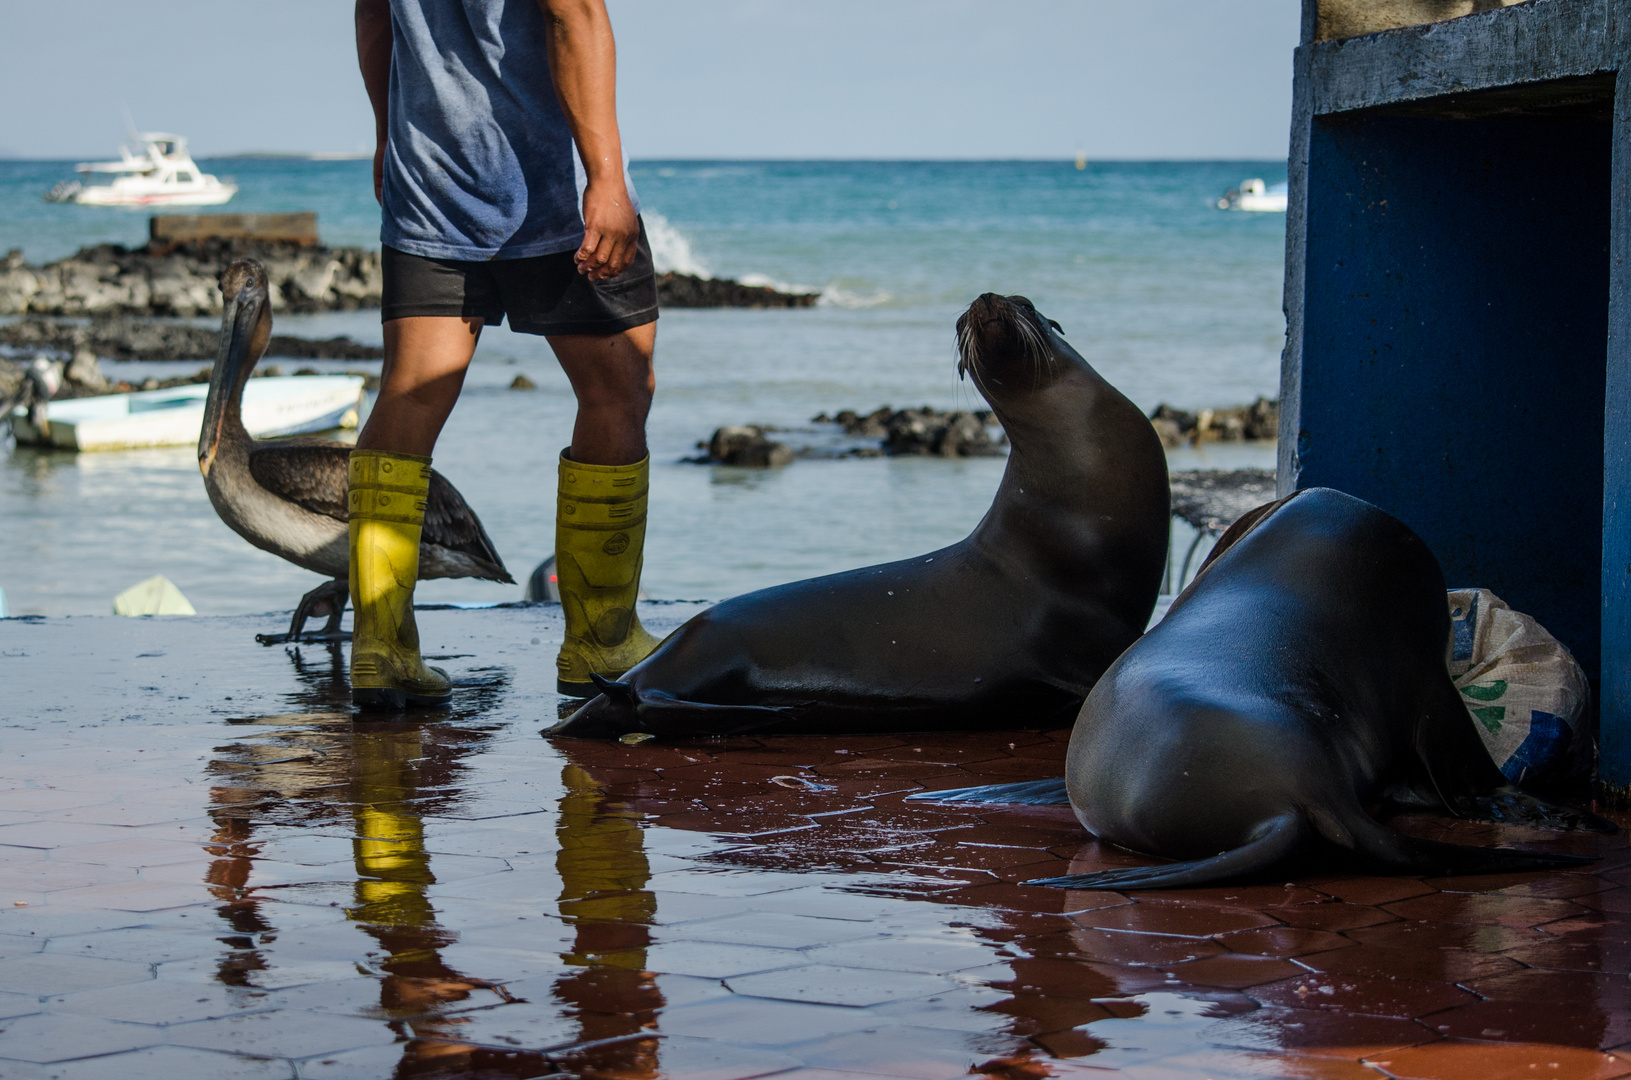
[44,133,237,208]
[1217,178,1288,213]
[10,375,363,452]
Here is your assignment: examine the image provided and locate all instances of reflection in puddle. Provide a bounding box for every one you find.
[550,763,662,1075]
[161,641,1631,1076]
[200,649,576,1077]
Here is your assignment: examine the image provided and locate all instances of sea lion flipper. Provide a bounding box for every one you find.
[1466,787,1618,834]
[547,681,802,739]
[1334,804,1598,874]
[1409,679,1615,833]
[1026,811,1304,891]
[905,778,1070,805]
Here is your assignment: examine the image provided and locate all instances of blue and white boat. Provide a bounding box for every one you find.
[10,374,364,451]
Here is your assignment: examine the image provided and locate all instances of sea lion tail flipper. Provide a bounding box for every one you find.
[905,778,1071,805]
[1333,806,1597,874]
[1025,811,1304,891]
[1462,787,1617,834]
[546,677,801,739]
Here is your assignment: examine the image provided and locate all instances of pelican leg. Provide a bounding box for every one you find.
[256,578,351,645]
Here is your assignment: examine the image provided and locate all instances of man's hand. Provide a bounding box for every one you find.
[373,142,386,205]
[577,178,637,280]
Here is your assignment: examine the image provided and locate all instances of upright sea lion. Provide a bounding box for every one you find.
[548,293,1170,737]
[920,488,1611,888]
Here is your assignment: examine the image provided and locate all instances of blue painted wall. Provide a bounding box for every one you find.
[1296,112,1611,671]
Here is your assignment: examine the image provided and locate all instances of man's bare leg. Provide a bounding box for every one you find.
[548,322,655,465]
[358,316,485,454]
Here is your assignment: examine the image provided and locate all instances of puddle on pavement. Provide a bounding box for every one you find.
[4,609,1631,1078]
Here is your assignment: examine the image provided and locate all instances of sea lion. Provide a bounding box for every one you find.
[547,293,1171,737]
[918,488,1611,888]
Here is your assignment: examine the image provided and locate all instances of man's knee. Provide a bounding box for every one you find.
[553,327,655,408]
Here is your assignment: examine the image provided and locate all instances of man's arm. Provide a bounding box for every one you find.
[538,0,636,281]
[356,0,393,205]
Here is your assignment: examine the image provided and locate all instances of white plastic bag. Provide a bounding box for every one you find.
[1446,589,1590,788]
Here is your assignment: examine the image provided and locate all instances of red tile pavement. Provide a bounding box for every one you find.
[5,609,1631,1079]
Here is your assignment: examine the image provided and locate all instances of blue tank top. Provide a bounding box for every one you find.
[381,0,641,261]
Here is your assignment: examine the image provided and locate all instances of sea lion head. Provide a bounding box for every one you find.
[955,293,1068,391]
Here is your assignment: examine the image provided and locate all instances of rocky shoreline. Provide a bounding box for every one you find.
[696,399,1279,466]
[656,273,818,308]
[1149,397,1277,446]
[0,317,383,362]
[0,240,381,318]
[696,406,1005,466]
[0,240,819,319]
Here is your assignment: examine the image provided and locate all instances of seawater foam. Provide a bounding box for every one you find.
[644,213,709,277]
[647,210,889,308]
[738,272,891,310]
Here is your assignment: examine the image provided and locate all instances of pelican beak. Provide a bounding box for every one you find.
[199,272,269,478]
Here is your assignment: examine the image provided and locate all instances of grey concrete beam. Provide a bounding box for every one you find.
[1303,0,1615,115]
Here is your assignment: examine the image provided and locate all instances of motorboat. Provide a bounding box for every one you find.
[10,374,363,451]
[1217,178,1288,213]
[44,133,237,207]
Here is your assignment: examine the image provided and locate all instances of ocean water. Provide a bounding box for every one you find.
[0,158,1285,617]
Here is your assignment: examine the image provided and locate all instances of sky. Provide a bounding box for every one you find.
[0,0,1298,160]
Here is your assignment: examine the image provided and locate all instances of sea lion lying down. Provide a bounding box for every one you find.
[917,488,1613,889]
[548,293,1170,738]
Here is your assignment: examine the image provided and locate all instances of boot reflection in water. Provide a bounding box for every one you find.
[347,726,557,1074]
[553,763,663,1074]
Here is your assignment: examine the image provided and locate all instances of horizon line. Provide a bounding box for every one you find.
[1,152,1290,165]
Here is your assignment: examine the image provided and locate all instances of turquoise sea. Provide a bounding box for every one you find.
[0,158,1285,617]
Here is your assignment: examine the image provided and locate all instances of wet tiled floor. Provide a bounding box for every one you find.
[3,606,1631,1079]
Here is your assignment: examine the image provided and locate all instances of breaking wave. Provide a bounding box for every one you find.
[644,212,709,277]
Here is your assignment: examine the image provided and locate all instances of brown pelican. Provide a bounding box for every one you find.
[199,259,512,643]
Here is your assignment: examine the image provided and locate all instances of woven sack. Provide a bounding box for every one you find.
[1446,588,1590,789]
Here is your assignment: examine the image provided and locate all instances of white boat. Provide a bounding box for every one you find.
[1217,178,1288,213]
[10,375,363,452]
[44,133,237,208]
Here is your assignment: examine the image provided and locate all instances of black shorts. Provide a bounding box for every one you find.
[381,218,659,336]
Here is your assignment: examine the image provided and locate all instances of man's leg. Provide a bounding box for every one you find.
[358,316,484,454]
[548,322,656,465]
[549,323,661,696]
[350,315,482,709]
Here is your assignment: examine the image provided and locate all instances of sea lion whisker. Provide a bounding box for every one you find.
[957,320,981,380]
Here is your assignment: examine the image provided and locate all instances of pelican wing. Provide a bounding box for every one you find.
[425,470,515,583]
[247,443,514,584]
[247,442,350,521]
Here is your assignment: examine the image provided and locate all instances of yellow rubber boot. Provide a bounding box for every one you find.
[348,449,452,710]
[555,451,662,696]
